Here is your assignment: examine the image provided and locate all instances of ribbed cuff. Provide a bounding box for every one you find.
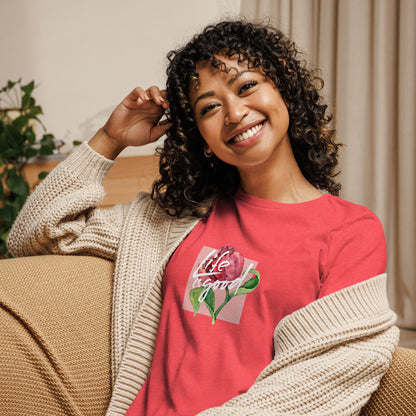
[59,142,115,184]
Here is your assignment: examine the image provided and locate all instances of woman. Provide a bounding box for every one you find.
[8,20,398,415]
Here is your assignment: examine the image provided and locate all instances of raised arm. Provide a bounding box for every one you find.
[7,87,171,259]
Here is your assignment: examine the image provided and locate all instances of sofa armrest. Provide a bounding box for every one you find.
[360,346,416,415]
[0,255,114,416]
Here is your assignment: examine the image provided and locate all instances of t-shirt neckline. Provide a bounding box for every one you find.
[234,188,332,208]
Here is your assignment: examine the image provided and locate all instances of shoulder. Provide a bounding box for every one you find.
[318,197,386,296]
[323,195,384,233]
[324,194,377,218]
[129,192,176,223]
[129,191,201,229]
[322,196,386,264]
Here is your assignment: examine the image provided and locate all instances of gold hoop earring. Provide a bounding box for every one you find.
[204,149,213,158]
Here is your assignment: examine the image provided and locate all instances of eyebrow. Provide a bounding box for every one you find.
[192,70,251,110]
[193,91,215,110]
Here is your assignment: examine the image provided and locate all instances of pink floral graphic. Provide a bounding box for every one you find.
[197,246,244,282]
[190,246,260,324]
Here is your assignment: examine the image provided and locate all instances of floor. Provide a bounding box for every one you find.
[399,327,416,349]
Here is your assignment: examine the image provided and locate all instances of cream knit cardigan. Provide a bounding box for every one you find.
[8,143,399,416]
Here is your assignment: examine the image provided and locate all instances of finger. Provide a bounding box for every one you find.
[147,86,170,109]
[124,87,150,107]
[149,122,173,143]
[132,87,151,103]
[159,90,170,109]
[147,86,167,107]
[127,87,143,100]
[137,89,151,103]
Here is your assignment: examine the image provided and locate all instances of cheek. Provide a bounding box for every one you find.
[267,94,290,127]
[266,90,287,109]
[280,104,290,126]
[196,118,221,146]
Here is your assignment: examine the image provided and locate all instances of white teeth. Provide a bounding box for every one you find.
[232,123,262,143]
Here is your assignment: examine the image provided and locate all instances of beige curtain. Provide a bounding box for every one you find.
[240,0,416,330]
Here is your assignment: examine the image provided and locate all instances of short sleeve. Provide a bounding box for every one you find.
[318,212,387,298]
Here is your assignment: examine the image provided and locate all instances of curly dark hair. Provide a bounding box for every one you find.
[152,20,342,217]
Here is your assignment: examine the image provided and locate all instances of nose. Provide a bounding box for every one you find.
[224,96,248,125]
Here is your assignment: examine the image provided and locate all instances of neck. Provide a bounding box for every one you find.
[238,142,322,203]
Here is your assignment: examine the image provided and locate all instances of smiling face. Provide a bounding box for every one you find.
[188,55,292,175]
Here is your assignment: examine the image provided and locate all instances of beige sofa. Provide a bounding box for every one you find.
[0,255,415,416]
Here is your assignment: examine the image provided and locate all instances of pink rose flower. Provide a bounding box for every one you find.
[198,246,244,282]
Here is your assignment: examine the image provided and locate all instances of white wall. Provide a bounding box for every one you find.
[0,0,241,156]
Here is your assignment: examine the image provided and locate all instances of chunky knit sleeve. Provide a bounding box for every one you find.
[7,142,129,260]
[197,274,399,416]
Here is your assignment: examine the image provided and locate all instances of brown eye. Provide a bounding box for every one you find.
[238,81,257,94]
[200,103,219,116]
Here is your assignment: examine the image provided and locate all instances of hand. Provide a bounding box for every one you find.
[89,86,172,159]
[103,86,171,148]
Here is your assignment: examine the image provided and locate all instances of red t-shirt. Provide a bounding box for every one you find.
[125,190,386,415]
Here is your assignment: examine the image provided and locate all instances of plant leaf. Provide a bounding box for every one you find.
[1,228,10,243]
[21,80,35,95]
[5,197,25,212]
[2,148,20,158]
[1,80,17,93]
[6,173,29,198]
[0,238,7,255]
[28,105,43,117]
[40,133,55,155]
[4,124,24,147]
[21,80,36,109]
[25,147,39,159]
[234,269,260,296]
[24,126,36,143]
[0,205,17,227]
[38,171,48,180]
[12,115,29,131]
[22,95,36,109]
[0,131,7,151]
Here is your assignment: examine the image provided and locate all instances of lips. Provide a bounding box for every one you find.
[227,121,265,144]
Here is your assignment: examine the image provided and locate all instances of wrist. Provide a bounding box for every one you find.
[88,128,126,160]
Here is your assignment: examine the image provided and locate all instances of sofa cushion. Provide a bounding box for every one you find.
[0,255,114,416]
[360,346,416,415]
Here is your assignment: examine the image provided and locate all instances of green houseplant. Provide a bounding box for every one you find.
[0,79,57,257]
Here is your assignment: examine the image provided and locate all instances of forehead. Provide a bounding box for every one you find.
[192,55,254,89]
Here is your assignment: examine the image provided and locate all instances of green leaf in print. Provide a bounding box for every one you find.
[203,288,215,315]
[189,287,205,316]
[190,287,217,323]
[234,269,260,296]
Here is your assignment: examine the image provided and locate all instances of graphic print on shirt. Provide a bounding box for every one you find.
[182,246,260,324]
